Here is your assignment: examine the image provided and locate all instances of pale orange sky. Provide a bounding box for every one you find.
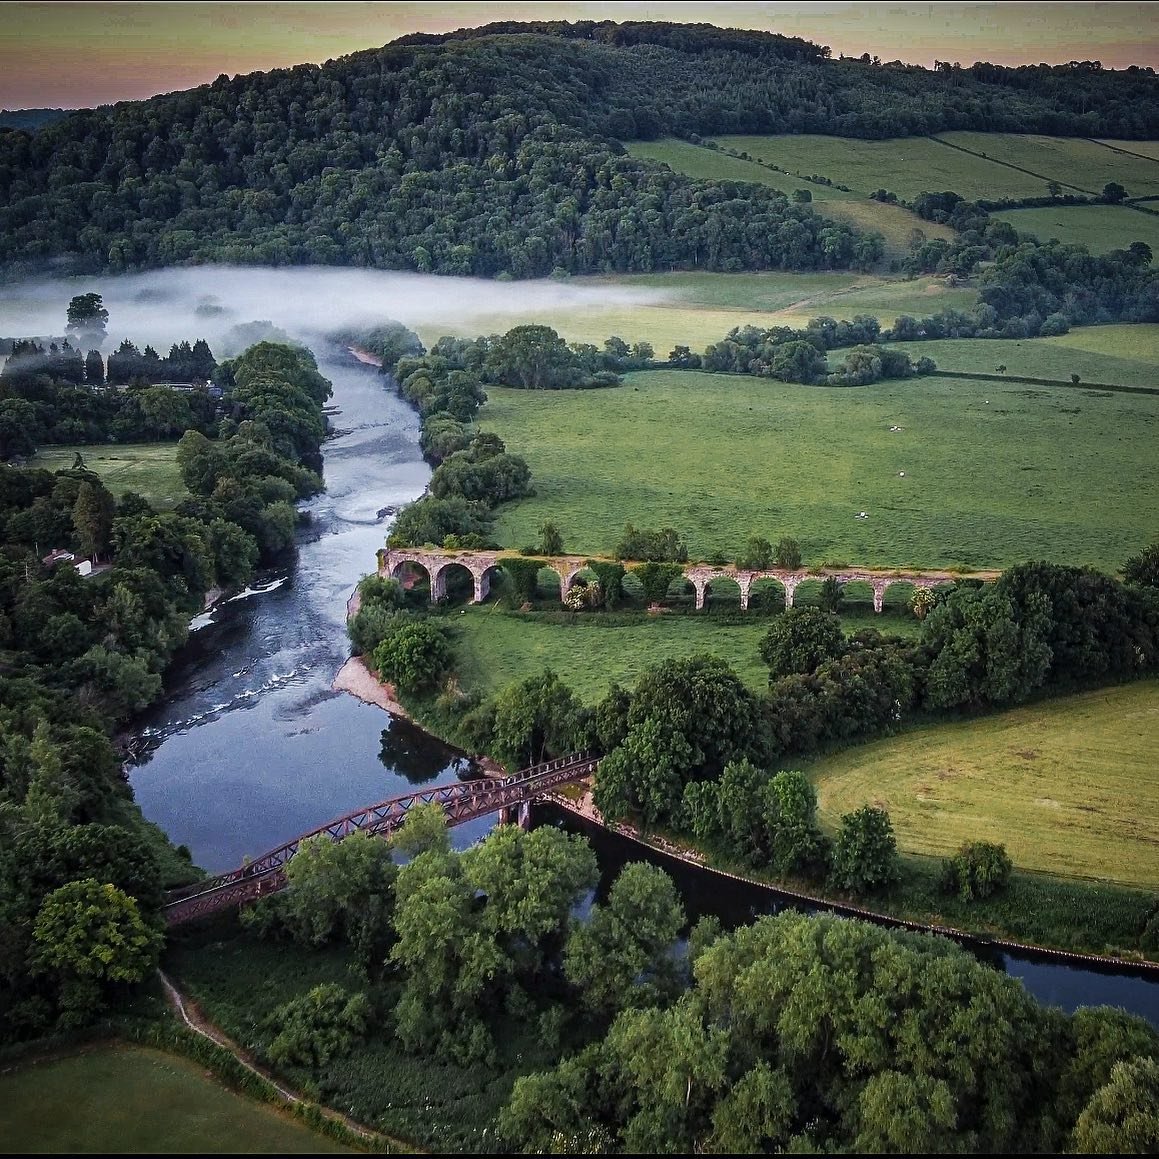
[4,2,1158,109]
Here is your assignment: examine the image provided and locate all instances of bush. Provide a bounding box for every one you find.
[501,556,547,604]
[774,536,802,569]
[759,607,846,678]
[830,806,900,895]
[266,984,371,1069]
[940,841,1013,901]
[347,604,405,655]
[371,619,452,693]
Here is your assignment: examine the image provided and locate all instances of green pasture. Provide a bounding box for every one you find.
[0,1044,350,1154]
[993,203,1159,253]
[1097,139,1159,163]
[447,605,919,705]
[940,132,1159,197]
[808,680,1159,888]
[881,328,1159,387]
[29,442,187,509]
[628,137,832,194]
[415,271,975,356]
[711,134,1047,200]
[482,368,1159,571]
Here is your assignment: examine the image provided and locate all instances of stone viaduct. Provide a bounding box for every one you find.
[379,547,996,613]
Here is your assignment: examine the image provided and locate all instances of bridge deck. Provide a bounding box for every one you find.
[162,752,598,926]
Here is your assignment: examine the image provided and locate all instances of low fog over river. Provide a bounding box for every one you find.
[0,265,662,869]
[1,265,1156,1026]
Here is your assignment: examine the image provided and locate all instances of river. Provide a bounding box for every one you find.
[127,349,495,867]
[122,349,1159,1027]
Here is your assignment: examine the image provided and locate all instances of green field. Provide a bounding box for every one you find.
[882,326,1159,386]
[808,680,1159,888]
[993,203,1159,253]
[30,442,187,508]
[1098,139,1159,163]
[482,369,1159,571]
[940,132,1159,197]
[711,134,1050,200]
[415,270,976,356]
[447,605,919,704]
[0,1044,350,1154]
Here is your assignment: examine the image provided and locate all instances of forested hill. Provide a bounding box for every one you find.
[2,20,1157,278]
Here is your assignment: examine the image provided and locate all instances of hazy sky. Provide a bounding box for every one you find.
[5,2,1158,109]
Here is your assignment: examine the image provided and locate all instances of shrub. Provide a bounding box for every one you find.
[266,984,371,1069]
[830,806,900,895]
[940,841,1013,901]
[774,536,802,569]
[371,619,452,693]
[759,607,846,678]
[501,556,547,603]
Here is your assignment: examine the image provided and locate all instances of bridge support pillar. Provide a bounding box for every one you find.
[431,566,447,603]
[739,576,752,610]
[783,578,799,608]
[872,580,888,614]
[692,578,708,611]
[473,569,490,604]
[517,800,532,830]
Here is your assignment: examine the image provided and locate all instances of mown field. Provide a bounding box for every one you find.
[0,1044,350,1154]
[417,270,977,357]
[447,605,919,704]
[30,442,187,508]
[881,325,1159,386]
[483,369,1159,571]
[710,133,1050,200]
[992,203,1159,253]
[710,132,1159,201]
[807,680,1159,888]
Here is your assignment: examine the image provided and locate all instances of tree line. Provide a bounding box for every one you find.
[0,340,331,1042]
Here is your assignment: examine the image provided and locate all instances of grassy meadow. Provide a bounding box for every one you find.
[710,134,1050,200]
[0,1045,350,1154]
[993,203,1159,253]
[416,270,977,357]
[881,325,1159,386]
[30,442,187,508]
[807,680,1159,888]
[482,369,1159,571]
[939,132,1159,197]
[446,605,920,705]
[627,137,955,259]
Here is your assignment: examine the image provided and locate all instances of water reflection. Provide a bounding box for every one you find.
[378,717,471,785]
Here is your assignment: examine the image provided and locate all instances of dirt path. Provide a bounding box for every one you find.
[159,970,417,1152]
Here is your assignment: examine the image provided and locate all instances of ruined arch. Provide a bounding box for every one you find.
[705,575,742,610]
[749,576,787,613]
[433,560,475,605]
[391,558,431,598]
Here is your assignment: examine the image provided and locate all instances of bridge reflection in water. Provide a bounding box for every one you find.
[162,752,598,926]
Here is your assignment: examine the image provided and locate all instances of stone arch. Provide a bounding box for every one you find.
[748,576,787,613]
[432,560,475,604]
[668,574,696,607]
[536,565,563,603]
[882,579,917,615]
[620,569,645,603]
[841,579,875,611]
[391,558,432,599]
[791,577,824,608]
[705,575,742,610]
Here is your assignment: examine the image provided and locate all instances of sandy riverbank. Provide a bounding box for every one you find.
[331,656,412,719]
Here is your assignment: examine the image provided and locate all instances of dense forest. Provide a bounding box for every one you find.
[2,21,1157,276]
[0,341,330,1040]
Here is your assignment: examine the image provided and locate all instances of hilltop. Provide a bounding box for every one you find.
[2,20,1158,276]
